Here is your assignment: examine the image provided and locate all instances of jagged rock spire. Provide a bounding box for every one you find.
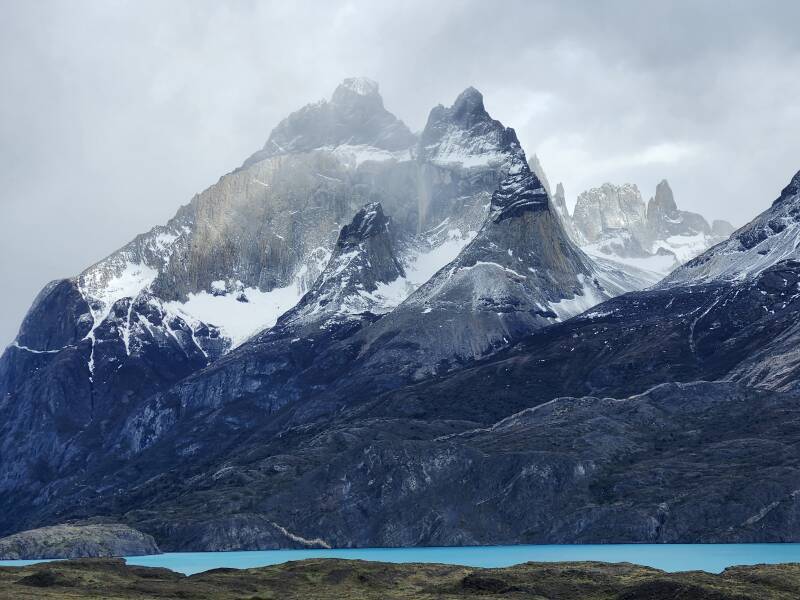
[418,86,525,171]
[647,179,678,217]
[278,202,406,330]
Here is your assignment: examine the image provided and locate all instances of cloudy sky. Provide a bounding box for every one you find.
[1,0,799,345]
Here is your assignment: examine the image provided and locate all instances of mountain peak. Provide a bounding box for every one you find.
[336,77,380,98]
[283,202,405,325]
[331,77,383,108]
[336,203,390,250]
[243,78,414,167]
[419,87,524,170]
[452,86,485,115]
[649,179,677,213]
[660,167,800,287]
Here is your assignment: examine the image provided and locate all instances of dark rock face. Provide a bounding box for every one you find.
[419,87,524,169]
[0,283,222,522]
[38,381,800,550]
[231,382,800,547]
[332,202,405,285]
[14,279,92,351]
[0,524,159,559]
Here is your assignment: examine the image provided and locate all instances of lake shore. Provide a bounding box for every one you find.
[2,556,800,599]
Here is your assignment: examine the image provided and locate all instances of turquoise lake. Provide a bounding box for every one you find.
[2,544,800,575]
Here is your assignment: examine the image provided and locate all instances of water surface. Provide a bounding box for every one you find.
[2,544,799,576]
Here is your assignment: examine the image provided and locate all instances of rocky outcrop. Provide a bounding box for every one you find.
[573,183,648,245]
[0,524,159,559]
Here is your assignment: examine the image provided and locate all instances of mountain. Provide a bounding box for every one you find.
[377,168,800,413]
[4,76,797,554]
[328,167,613,390]
[0,81,629,540]
[114,87,618,457]
[24,154,797,552]
[150,167,800,549]
[118,201,408,454]
[94,166,800,551]
[539,174,735,284]
[0,79,489,525]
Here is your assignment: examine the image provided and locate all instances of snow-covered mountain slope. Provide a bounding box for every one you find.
[660,170,800,287]
[64,79,521,362]
[119,203,410,452]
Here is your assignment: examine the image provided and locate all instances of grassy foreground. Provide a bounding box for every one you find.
[1,557,800,599]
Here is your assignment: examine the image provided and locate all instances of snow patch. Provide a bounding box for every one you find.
[549,275,608,320]
[166,281,304,348]
[651,232,709,264]
[403,229,477,288]
[328,144,412,168]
